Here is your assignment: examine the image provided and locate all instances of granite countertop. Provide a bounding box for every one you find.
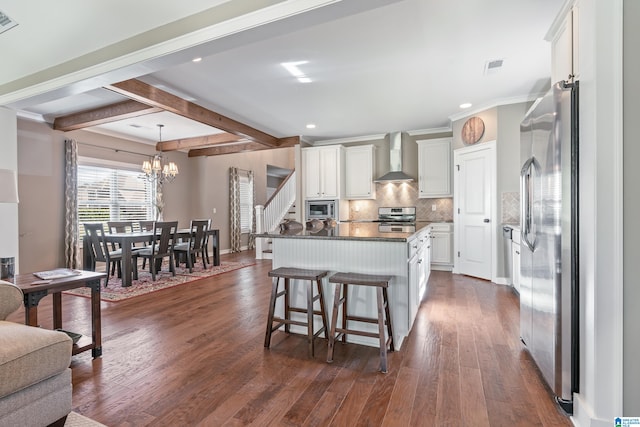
[256,222,432,242]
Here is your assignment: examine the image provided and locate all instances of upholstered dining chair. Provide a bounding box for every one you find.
[132,221,178,281]
[84,223,137,287]
[173,219,208,273]
[106,221,134,276]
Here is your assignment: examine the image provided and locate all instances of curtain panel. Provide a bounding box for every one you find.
[248,170,256,250]
[229,167,241,252]
[64,139,79,268]
[229,167,256,253]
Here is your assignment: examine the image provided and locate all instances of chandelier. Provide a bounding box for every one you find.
[141,124,179,184]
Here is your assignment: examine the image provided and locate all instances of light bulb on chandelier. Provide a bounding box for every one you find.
[142,124,179,184]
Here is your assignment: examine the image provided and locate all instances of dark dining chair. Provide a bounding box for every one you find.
[84,223,137,287]
[203,218,212,265]
[173,219,208,272]
[106,221,134,276]
[137,220,155,269]
[137,220,155,233]
[132,221,178,281]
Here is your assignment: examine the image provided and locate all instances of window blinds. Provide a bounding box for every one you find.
[77,164,154,237]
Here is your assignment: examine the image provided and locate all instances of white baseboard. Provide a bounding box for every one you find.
[492,277,514,286]
[431,264,453,272]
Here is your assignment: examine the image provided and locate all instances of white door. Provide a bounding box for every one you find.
[454,142,495,280]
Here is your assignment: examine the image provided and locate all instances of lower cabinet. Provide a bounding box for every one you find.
[408,228,431,325]
[430,223,453,271]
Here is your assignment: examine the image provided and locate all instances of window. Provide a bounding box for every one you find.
[239,172,253,233]
[77,162,155,238]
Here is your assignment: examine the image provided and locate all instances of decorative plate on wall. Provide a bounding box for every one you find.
[461,116,485,145]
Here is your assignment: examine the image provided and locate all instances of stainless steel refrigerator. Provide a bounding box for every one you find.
[519,80,579,414]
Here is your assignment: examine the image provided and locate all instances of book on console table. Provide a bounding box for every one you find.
[33,268,83,280]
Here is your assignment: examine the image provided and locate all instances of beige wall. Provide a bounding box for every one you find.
[16,118,295,272]
[451,102,534,277]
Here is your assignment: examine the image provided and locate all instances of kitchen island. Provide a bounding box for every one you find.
[257,222,432,349]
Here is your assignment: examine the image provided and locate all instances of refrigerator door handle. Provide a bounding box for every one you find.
[520,157,536,251]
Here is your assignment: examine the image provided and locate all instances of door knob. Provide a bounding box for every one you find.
[483,218,490,223]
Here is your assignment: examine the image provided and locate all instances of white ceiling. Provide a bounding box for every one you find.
[0,0,564,145]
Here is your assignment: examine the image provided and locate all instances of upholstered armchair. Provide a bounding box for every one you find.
[0,280,73,427]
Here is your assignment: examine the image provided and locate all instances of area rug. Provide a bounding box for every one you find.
[63,261,255,302]
[65,411,107,427]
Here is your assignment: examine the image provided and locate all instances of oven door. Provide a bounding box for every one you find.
[305,200,335,220]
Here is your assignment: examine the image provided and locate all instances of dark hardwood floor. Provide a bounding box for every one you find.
[7,251,573,426]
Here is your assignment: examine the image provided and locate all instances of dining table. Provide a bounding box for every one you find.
[83,228,220,287]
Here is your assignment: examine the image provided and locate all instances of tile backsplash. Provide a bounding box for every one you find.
[501,191,520,224]
[348,181,454,222]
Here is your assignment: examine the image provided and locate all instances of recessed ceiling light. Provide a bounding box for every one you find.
[306,124,316,129]
[282,61,307,77]
[192,57,202,63]
[460,103,472,109]
[282,61,312,83]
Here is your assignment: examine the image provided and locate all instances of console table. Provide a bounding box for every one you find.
[14,270,106,358]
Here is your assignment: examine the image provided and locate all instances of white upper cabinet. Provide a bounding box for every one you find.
[344,145,376,199]
[302,145,343,199]
[416,138,452,198]
[549,1,579,83]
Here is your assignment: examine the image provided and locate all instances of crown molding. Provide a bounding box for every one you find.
[16,110,47,123]
[312,133,386,146]
[406,127,452,136]
[448,93,542,123]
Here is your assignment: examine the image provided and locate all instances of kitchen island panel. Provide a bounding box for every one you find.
[271,238,410,348]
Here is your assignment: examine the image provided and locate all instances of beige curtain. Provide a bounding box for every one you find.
[229,167,256,252]
[247,170,256,250]
[64,139,79,268]
[229,167,241,252]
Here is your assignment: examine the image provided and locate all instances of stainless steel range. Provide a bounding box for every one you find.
[376,207,416,233]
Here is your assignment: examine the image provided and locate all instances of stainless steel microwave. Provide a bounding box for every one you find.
[305,199,338,220]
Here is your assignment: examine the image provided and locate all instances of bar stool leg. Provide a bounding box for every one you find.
[284,278,290,333]
[383,287,395,352]
[316,278,329,339]
[264,276,280,348]
[327,283,342,363]
[376,287,388,373]
[341,283,348,343]
[306,280,314,358]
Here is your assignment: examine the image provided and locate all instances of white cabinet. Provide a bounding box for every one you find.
[416,138,452,198]
[549,1,579,83]
[302,145,343,199]
[511,228,521,293]
[408,227,432,324]
[344,145,376,199]
[430,222,453,271]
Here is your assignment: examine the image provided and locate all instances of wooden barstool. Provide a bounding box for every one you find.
[326,272,395,373]
[264,267,329,357]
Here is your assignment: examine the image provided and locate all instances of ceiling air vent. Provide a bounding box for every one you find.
[0,10,18,35]
[484,59,504,75]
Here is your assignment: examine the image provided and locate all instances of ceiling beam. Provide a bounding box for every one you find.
[106,79,281,147]
[53,100,162,131]
[276,135,301,147]
[187,136,299,156]
[157,133,244,151]
[188,142,273,157]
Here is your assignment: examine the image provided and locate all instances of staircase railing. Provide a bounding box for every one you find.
[255,170,296,258]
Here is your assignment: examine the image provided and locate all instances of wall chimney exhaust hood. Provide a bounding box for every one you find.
[374,131,414,182]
